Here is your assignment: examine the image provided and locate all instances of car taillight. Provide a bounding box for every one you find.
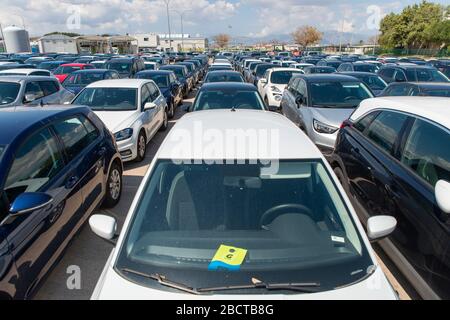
[340,120,352,129]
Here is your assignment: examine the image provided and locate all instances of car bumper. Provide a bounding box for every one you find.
[266,93,283,109]
[116,137,138,162]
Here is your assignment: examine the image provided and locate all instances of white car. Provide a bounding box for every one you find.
[0,68,52,77]
[144,61,160,70]
[71,79,168,162]
[258,67,304,110]
[89,109,398,300]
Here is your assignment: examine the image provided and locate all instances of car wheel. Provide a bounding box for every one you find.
[135,131,146,162]
[333,166,350,195]
[159,109,168,131]
[102,162,122,208]
[168,100,175,119]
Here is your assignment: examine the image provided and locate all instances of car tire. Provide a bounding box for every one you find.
[334,166,350,195]
[159,110,168,132]
[168,100,175,119]
[102,162,122,208]
[135,131,146,162]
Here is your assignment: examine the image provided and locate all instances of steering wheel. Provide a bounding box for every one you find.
[344,96,358,101]
[259,203,313,227]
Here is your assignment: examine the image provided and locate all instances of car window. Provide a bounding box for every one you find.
[4,128,64,204]
[297,79,307,97]
[381,68,395,78]
[24,81,44,101]
[141,84,151,108]
[31,71,50,76]
[394,70,406,82]
[287,78,299,94]
[385,84,410,96]
[353,111,379,133]
[39,81,60,96]
[53,116,99,162]
[366,111,409,154]
[149,83,160,100]
[0,82,20,105]
[401,119,450,187]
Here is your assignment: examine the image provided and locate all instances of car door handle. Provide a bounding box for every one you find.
[97,147,106,156]
[65,176,79,189]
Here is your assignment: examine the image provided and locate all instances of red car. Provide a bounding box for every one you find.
[53,63,95,82]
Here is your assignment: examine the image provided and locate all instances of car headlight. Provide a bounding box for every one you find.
[114,128,133,141]
[270,86,282,93]
[313,119,339,134]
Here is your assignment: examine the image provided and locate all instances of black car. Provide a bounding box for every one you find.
[337,62,379,73]
[379,82,450,97]
[176,62,199,84]
[0,106,122,299]
[135,70,183,118]
[331,97,450,299]
[208,65,233,72]
[338,71,387,96]
[160,65,190,97]
[189,82,267,112]
[61,69,120,95]
[104,57,145,78]
[203,70,244,83]
[378,65,449,83]
[304,66,336,74]
[250,63,276,86]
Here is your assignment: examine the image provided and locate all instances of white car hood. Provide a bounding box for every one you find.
[94,110,139,133]
[93,263,398,300]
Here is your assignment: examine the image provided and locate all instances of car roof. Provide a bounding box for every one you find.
[0,75,57,82]
[199,82,257,91]
[60,63,92,67]
[86,79,151,88]
[206,70,241,75]
[0,105,90,145]
[383,64,435,70]
[339,71,380,76]
[136,70,173,75]
[71,69,109,74]
[0,68,49,74]
[350,96,450,129]
[160,65,185,69]
[294,74,359,82]
[269,67,303,72]
[158,109,321,160]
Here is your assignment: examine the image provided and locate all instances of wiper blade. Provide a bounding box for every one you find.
[198,278,320,293]
[120,268,199,295]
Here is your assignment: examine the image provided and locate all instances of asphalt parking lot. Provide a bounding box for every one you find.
[34,86,419,300]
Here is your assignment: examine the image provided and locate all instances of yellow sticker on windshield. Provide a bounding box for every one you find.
[208,245,247,271]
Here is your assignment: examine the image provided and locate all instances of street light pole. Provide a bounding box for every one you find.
[163,0,172,52]
[171,9,191,53]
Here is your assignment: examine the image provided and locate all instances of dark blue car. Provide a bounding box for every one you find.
[61,69,120,94]
[160,65,190,98]
[135,70,182,118]
[0,106,123,299]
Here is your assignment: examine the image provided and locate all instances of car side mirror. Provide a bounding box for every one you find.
[295,95,304,107]
[435,180,450,214]
[9,192,53,217]
[89,215,117,243]
[367,215,397,242]
[144,102,156,110]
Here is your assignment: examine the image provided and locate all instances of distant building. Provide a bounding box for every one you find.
[134,33,159,51]
[38,34,78,54]
[75,35,137,54]
[158,34,208,52]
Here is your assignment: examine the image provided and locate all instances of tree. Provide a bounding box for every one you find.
[44,31,81,37]
[291,26,322,49]
[212,34,231,49]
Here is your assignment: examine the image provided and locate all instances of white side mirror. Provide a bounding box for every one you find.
[435,180,450,213]
[144,102,156,110]
[89,214,117,240]
[367,215,397,241]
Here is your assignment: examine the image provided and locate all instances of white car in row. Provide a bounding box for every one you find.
[71,79,168,162]
[89,109,398,299]
[257,67,304,110]
[0,68,53,77]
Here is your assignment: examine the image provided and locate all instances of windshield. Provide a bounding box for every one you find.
[209,66,233,71]
[63,73,104,86]
[353,64,378,73]
[193,90,265,111]
[358,75,387,90]
[38,62,60,70]
[136,74,169,87]
[0,82,20,105]
[145,64,156,70]
[54,66,81,75]
[72,87,137,111]
[115,160,372,293]
[205,73,243,83]
[270,71,303,84]
[310,81,373,108]
[256,65,274,77]
[163,67,184,78]
[105,62,131,73]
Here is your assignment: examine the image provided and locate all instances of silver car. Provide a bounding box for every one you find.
[281,74,374,155]
[0,76,74,107]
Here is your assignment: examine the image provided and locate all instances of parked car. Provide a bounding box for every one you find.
[189,83,267,112]
[378,65,449,83]
[203,70,244,83]
[244,61,263,83]
[208,65,233,72]
[379,82,450,97]
[71,79,168,162]
[143,61,159,71]
[61,69,120,95]
[160,65,192,97]
[24,57,54,67]
[291,63,314,71]
[331,96,450,299]
[89,109,398,300]
[337,62,379,73]
[90,61,107,69]
[176,62,199,85]
[248,63,275,86]
[0,68,52,77]
[135,70,183,118]
[280,74,374,155]
[0,63,36,71]
[37,61,66,72]
[0,105,123,299]
[0,76,74,107]
[304,66,336,74]
[257,67,304,111]
[104,58,145,79]
[317,59,342,70]
[53,63,95,83]
[338,72,388,96]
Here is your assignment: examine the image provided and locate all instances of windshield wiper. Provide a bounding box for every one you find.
[120,268,199,295]
[197,278,320,293]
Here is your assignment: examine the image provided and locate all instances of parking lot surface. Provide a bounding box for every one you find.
[33,87,418,300]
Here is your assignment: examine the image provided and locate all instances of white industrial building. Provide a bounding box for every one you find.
[133,33,159,51]
[38,34,78,54]
[158,34,208,52]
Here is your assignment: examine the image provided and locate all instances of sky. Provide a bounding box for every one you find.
[0,0,448,40]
